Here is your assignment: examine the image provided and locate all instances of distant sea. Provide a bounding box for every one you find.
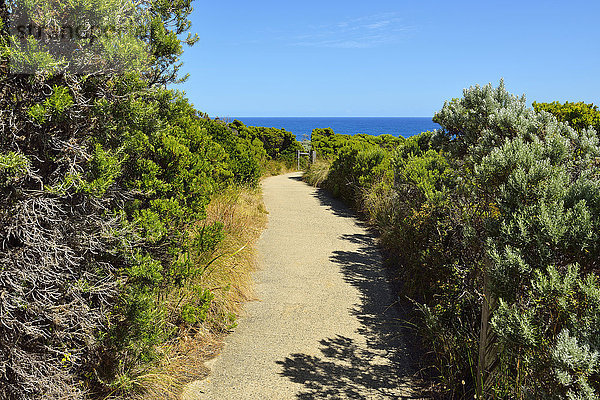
[232,117,441,141]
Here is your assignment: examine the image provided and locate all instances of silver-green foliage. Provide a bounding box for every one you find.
[434,80,600,398]
[7,0,151,75]
[492,265,600,399]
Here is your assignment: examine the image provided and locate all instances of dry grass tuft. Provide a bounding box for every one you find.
[200,186,268,327]
[263,159,298,176]
[133,186,268,400]
[303,160,331,187]
[129,334,222,400]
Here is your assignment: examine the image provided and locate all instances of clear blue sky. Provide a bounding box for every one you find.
[177,0,600,117]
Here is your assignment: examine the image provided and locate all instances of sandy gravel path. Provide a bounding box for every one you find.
[183,172,417,399]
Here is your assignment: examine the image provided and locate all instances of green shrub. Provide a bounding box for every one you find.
[229,120,303,165]
[311,127,403,160]
[200,118,263,186]
[0,1,275,398]
[491,265,600,399]
[324,143,390,206]
[309,128,402,206]
[308,81,600,398]
[0,151,31,185]
[433,80,600,398]
[533,101,600,133]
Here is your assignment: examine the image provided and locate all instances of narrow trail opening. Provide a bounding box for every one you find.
[184,172,422,399]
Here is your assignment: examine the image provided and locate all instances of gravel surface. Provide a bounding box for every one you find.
[183,172,418,399]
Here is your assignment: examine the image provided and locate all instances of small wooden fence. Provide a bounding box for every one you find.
[297,150,316,170]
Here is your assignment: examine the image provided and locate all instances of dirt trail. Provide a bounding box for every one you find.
[183,172,418,399]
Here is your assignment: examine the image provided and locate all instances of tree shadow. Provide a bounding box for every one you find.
[288,173,357,219]
[309,187,360,220]
[276,186,428,399]
[277,335,416,399]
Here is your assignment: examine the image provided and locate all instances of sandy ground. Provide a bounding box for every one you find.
[183,172,418,399]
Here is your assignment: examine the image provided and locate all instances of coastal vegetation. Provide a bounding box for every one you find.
[306,81,600,399]
[3,1,600,399]
[0,1,300,398]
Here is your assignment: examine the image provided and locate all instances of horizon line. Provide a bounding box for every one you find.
[218,115,435,118]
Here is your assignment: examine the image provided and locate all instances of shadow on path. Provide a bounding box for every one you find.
[276,184,426,399]
[288,174,304,181]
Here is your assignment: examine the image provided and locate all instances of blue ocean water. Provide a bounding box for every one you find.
[233,117,441,141]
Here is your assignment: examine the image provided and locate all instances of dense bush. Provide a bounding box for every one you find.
[325,143,389,205]
[229,120,303,167]
[533,101,600,134]
[198,117,265,186]
[89,87,242,390]
[311,127,403,160]
[0,11,184,392]
[309,128,403,207]
[432,81,600,398]
[0,1,286,398]
[306,81,600,399]
[386,133,482,391]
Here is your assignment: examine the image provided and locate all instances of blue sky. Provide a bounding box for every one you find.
[177,0,600,117]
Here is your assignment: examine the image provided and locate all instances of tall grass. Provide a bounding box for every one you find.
[303,160,330,187]
[132,186,268,400]
[262,159,298,176]
[200,186,268,328]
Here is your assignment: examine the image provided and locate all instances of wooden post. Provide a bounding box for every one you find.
[477,258,497,399]
[297,150,300,170]
[312,150,316,163]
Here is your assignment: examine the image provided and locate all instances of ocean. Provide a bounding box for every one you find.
[232,117,440,141]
